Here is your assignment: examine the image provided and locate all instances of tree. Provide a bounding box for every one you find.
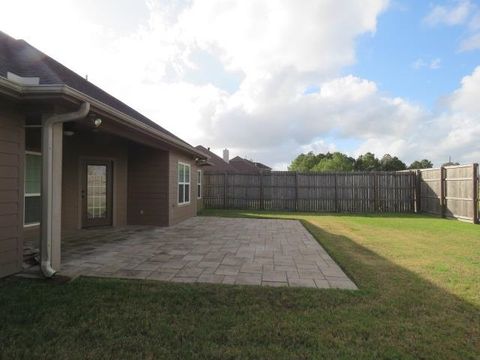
[442,161,460,167]
[354,152,381,171]
[408,159,433,169]
[380,154,407,171]
[312,152,355,172]
[288,152,318,172]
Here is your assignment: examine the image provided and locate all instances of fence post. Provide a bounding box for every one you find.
[294,172,298,211]
[440,166,446,218]
[373,172,379,212]
[473,163,478,224]
[334,173,338,212]
[260,173,264,210]
[223,173,227,209]
[415,170,421,213]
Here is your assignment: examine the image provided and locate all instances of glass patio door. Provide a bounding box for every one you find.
[82,160,113,227]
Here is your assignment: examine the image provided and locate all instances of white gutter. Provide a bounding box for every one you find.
[40,102,90,277]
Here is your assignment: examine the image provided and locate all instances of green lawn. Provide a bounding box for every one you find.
[1,210,479,359]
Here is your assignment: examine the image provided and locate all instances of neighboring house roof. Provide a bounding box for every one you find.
[195,146,238,173]
[0,31,205,158]
[253,162,272,171]
[229,156,272,173]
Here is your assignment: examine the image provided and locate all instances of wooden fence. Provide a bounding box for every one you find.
[417,164,478,223]
[203,164,479,223]
[203,171,417,213]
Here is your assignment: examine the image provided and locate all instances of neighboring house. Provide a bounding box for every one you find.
[195,146,238,173]
[0,31,209,278]
[195,146,272,174]
[229,156,272,174]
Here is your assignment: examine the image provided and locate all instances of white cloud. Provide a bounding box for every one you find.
[430,58,442,69]
[412,58,427,69]
[179,0,388,77]
[459,32,480,51]
[448,66,480,114]
[356,66,480,166]
[424,1,480,53]
[424,0,474,26]
[1,0,479,169]
[412,58,441,70]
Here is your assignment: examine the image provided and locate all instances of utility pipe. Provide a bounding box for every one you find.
[41,102,90,277]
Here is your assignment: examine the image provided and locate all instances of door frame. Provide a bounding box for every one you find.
[80,159,114,228]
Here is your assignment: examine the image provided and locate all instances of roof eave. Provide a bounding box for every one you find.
[0,77,208,160]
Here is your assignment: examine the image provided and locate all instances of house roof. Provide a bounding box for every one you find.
[0,31,204,157]
[195,146,238,173]
[229,156,271,173]
[253,161,272,171]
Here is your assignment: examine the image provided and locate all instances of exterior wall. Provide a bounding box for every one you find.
[168,151,201,226]
[62,131,128,231]
[127,143,169,226]
[0,101,23,277]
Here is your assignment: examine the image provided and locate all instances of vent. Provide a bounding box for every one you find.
[7,72,40,85]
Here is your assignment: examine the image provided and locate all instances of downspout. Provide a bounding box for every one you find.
[41,102,90,277]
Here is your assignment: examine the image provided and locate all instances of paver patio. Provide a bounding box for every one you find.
[60,217,356,289]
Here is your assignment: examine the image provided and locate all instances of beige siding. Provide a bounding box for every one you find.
[127,144,169,226]
[0,102,23,277]
[168,151,201,225]
[62,131,128,231]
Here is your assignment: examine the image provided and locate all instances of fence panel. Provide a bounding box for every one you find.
[204,171,416,214]
[418,168,443,216]
[414,164,479,223]
[444,164,478,222]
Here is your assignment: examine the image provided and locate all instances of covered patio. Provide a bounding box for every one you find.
[59,216,356,289]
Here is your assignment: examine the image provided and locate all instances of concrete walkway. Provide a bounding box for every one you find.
[60,217,356,289]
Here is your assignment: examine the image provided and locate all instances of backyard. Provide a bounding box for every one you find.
[1,210,479,359]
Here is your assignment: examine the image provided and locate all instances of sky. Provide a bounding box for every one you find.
[1,0,480,169]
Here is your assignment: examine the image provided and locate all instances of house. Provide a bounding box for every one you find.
[195,146,239,173]
[0,31,209,278]
[229,156,272,174]
[195,146,272,174]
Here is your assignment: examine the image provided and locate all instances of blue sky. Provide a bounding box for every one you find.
[1,0,479,168]
[350,0,480,109]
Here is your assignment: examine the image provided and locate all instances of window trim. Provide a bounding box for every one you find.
[178,162,191,205]
[24,151,42,227]
[197,169,202,199]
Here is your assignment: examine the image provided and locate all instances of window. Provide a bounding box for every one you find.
[25,152,41,226]
[178,162,190,205]
[197,170,202,199]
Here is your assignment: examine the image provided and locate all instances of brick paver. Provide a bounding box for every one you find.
[60,217,357,289]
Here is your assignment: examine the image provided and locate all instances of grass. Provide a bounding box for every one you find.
[1,210,479,359]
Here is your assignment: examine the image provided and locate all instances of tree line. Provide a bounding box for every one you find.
[287,152,441,172]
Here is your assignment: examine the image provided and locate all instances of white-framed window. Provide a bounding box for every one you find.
[178,162,190,205]
[197,169,202,199]
[24,151,42,226]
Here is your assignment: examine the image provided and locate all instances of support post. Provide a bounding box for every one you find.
[260,173,264,210]
[415,170,421,213]
[41,102,90,277]
[50,123,63,269]
[223,173,227,209]
[473,163,478,224]
[440,166,446,218]
[334,173,338,212]
[294,172,298,211]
